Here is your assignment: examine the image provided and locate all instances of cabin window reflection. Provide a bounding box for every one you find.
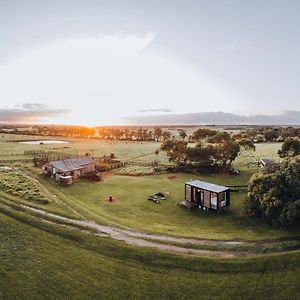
[211,192,218,209]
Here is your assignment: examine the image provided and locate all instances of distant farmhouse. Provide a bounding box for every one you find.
[179,180,230,211]
[260,158,274,168]
[43,156,96,185]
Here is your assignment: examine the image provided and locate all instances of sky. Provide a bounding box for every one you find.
[0,0,300,125]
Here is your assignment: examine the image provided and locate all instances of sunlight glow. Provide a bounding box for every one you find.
[0,33,240,125]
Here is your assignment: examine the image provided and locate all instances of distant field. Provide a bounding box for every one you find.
[0,133,168,164]
[0,133,282,169]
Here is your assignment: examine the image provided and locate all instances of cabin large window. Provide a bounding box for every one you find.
[185,185,191,201]
[210,192,218,209]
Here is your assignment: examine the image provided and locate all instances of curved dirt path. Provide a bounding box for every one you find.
[1,198,300,258]
[17,204,238,258]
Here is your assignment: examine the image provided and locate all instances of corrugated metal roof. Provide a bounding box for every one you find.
[186,180,229,193]
[50,156,95,172]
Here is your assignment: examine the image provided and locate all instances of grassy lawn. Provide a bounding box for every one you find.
[0,211,299,300]
[38,170,297,241]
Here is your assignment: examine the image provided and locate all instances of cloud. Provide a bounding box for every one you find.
[138,108,172,113]
[19,103,51,110]
[222,43,254,54]
[0,102,70,123]
[222,44,237,53]
[123,111,300,125]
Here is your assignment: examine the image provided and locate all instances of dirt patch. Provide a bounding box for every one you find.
[167,175,177,180]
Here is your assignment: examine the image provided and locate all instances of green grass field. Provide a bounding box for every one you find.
[0,134,299,299]
[0,210,300,300]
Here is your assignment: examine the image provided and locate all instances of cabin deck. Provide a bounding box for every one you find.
[178,200,198,210]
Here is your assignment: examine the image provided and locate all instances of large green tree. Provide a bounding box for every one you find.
[214,141,241,166]
[245,156,300,229]
[185,143,215,166]
[159,140,188,165]
[278,138,300,157]
[191,128,217,141]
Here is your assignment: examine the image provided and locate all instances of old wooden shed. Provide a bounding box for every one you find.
[43,156,95,183]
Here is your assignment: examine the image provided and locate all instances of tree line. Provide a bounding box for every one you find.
[2,125,300,143]
[0,125,173,142]
[232,126,300,143]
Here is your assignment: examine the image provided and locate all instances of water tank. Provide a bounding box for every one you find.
[59,175,73,185]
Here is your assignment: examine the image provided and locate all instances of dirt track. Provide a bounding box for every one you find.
[19,204,239,258]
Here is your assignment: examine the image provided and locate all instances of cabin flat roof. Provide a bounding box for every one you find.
[186,180,229,193]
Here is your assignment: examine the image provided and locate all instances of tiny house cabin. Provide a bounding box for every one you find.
[179,180,230,211]
[260,158,274,168]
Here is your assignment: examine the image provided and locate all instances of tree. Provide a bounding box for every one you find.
[279,200,300,229]
[281,127,300,139]
[186,143,215,166]
[238,138,256,152]
[79,127,95,137]
[158,129,246,171]
[159,140,187,165]
[232,129,258,141]
[178,129,187,140]
[278,138,300,157]
[153,127,163,142]
[207,131,231,143]
[191,128,217,141]
[245,156,300,229]
[136,128,151,141]
[214,141,240,166]
[264,129,279,142]
[246,173,284,224]
[162,130,172,141]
